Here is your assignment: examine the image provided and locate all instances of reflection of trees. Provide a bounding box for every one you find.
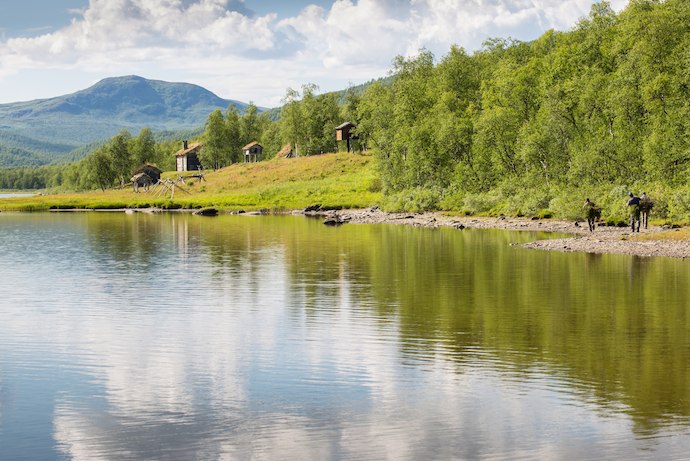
[360,227,690,430]
[86,213,690,434]
[84,213,174,271]
[275,221,690,434]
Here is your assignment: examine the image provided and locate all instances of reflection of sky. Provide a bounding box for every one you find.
[1,213,689,459]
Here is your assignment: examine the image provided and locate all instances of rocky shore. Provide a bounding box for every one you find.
[307,208,690,259]
[46,206,690,259]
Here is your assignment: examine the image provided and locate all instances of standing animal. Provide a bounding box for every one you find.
[639,192,653,229]
[131,173,152,192]
[583,198,601,232]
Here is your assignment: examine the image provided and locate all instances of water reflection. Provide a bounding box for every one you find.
[0,213,689,460]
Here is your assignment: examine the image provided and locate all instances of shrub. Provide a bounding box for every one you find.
[460,190,504,215]
[382,187,441,212]
[367,178,383,193]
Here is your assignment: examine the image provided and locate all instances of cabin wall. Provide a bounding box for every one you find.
[187,153,202,171]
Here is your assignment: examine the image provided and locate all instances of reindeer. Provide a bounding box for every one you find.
[639,192,653,229]
[583,198,601,232]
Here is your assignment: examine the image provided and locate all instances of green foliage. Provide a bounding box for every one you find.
[280,87,304,156]
[131,127,156,166]
[381,187,442,213]
[278,84,343,156]
[84,146,117,191]
[259,120,282,160]
[349,0,690,220]
[240,103,262,148]
[200,109,230,170]
[109,129,133,185]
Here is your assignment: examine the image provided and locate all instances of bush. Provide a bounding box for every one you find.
[504,186,552,216]
[665,186,690,224]
[459,190,504,215]
[367,178,383,193]
[382,187,441,212]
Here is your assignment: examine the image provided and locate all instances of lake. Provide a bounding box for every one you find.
[0,193,35,199]
[1,212,689,460]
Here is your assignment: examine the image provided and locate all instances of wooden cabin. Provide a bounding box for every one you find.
[335,122,356,152]
[243,141,263,163]
[132,164,162,184]
[175,140,202,172]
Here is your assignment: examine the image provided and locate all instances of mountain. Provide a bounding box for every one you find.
[0,76,249,167]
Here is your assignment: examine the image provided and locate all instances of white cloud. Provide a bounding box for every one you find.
[0,0,631,105]
[275,0,609,76]
[1,0,276,67]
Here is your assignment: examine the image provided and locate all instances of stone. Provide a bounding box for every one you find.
[194,208,218,217]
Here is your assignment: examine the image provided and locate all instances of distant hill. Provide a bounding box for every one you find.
[0,75,249,167]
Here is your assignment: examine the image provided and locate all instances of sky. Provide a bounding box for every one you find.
[0,0,629,107]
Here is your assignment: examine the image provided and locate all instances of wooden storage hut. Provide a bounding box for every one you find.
[175,140,203,172]
[132,164,162,184]
[243,141,263,163]
[335,122,356,152]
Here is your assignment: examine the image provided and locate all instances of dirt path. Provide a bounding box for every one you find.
[323,208,690,259]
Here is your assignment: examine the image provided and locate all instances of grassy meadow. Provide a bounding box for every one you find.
[0,153,381,212]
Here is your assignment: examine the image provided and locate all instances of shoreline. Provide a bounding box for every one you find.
[5,206,690,259]
[331,208,690,259]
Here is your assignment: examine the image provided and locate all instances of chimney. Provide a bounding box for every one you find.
[183,140,188,150]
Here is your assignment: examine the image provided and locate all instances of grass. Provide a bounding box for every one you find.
[0,153,382,212]
[634,228,690,241]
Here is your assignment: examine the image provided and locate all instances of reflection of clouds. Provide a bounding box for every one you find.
[2,215,690,459]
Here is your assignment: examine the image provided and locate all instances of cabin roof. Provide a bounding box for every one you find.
[335,121,355,130]
[175,142,202,157]
[243,141,261,150]
[133,164,162,175]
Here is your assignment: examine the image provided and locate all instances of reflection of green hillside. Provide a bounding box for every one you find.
[366,227,690,435]
[81,213,690,433]
[84,213,173,269]
[228,218,688,435]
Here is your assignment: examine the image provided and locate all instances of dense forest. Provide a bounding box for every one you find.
[1,0,688,221]
[354,0,689,220]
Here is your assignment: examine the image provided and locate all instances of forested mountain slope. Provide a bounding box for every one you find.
[0,76,247,166]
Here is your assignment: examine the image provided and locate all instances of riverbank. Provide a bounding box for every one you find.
[4,203,689,258]
[329,208,690,259]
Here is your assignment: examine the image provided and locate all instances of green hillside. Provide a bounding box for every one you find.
[0,76,251,167]
[0,152,379,211]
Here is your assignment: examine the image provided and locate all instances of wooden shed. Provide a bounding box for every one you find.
[132,164,162,184]
[275,144,295,159]
[243,141,263,163]
[175,140,203,172]
[335,122,356,152]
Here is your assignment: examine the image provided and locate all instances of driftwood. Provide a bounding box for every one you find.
[151,178,191,199]
[179,172,206,182]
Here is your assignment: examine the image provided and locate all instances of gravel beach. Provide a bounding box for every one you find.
[315,208,690,259]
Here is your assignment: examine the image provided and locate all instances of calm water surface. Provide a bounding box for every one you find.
[0,193,34,199]
[1,212,689,460]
